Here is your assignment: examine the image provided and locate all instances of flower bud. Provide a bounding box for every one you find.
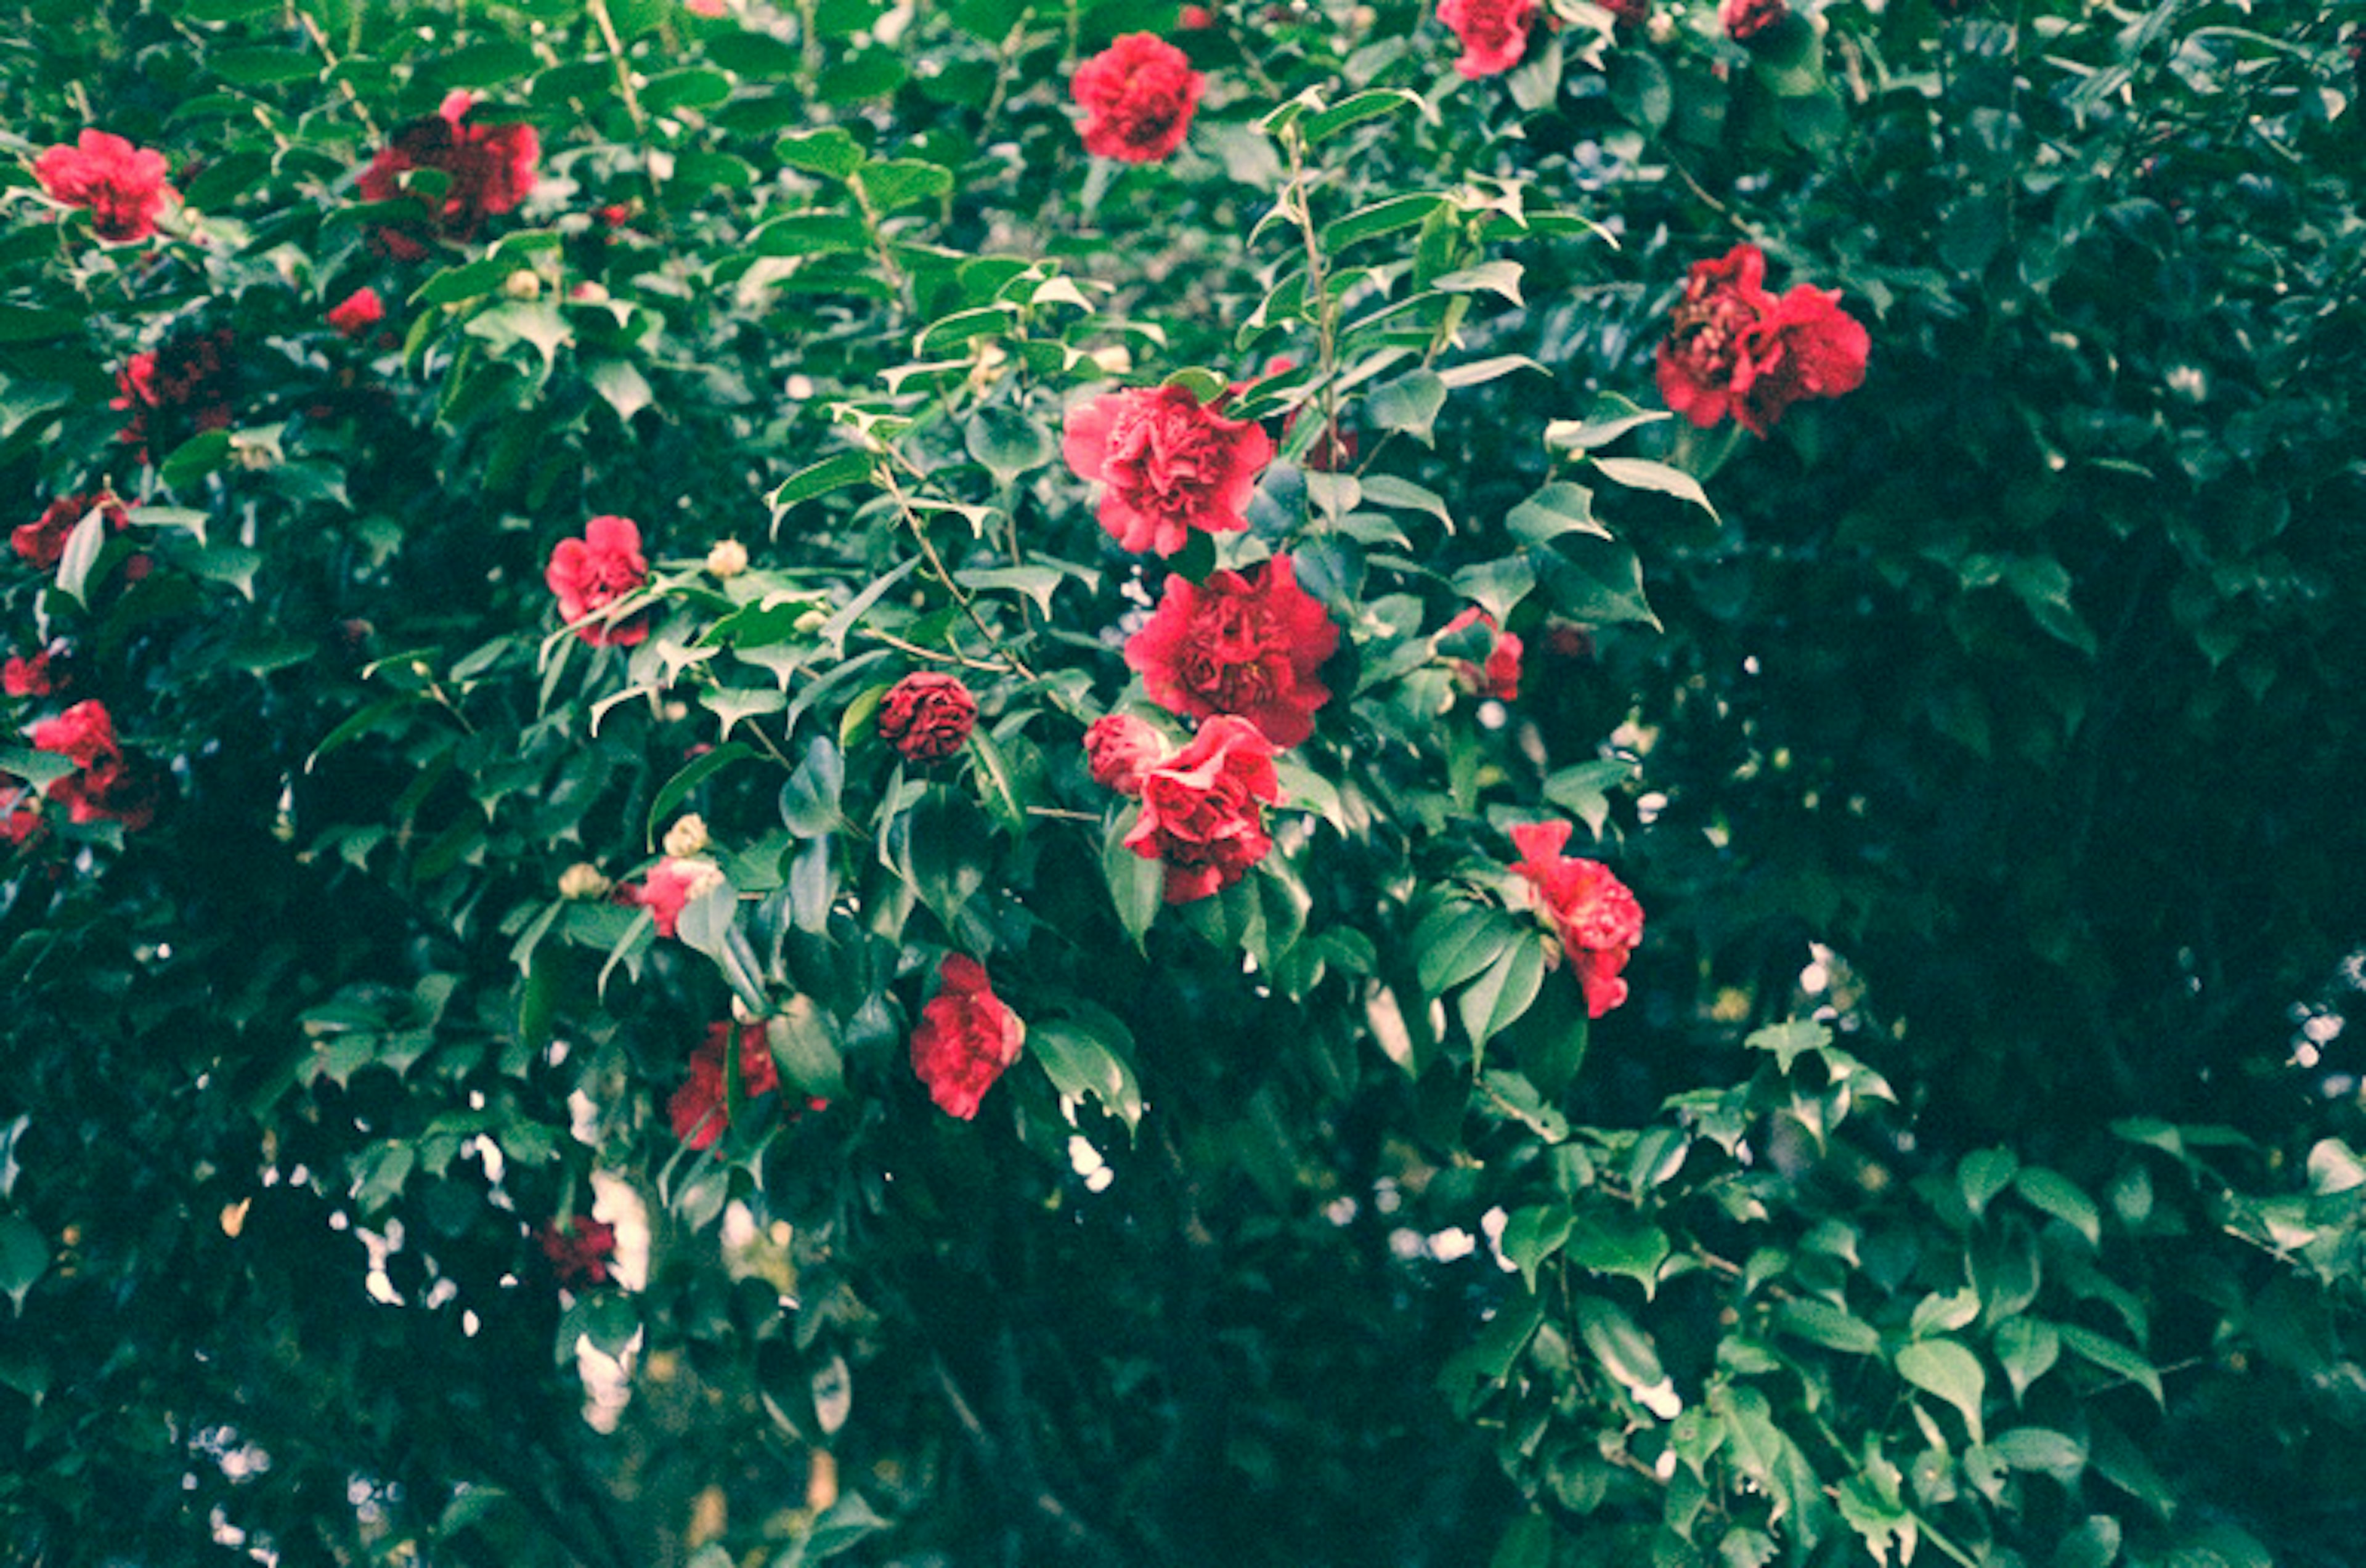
[569,280,609,304]
[1089,344,1133,376]
[1648,10,1677,42]
[706,538,749,579]
[503,269,543,301]
[664,814,710,859]
[558,862,612,901]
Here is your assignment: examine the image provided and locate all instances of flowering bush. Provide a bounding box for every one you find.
[3,2,2363,1566]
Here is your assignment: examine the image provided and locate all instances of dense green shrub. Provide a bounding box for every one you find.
[2,1,2362,1564]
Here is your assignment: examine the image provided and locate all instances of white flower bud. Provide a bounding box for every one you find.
[663,814,710,859]
[706,538,749,579]
[558,863,612,901]
[503,269,543,301]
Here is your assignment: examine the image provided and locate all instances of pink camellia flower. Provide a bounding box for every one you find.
[1125,553,1339,749]
[1719,0,1787,40]
[34,130,176,244]
[30,699,161,831]
[1437,0,1538,78]
[327,287,385,339]
[537,1215,619,1285]
[1124,714,1285,904]
[1728,284,1871,437]
[357,90,540,259]
[1656,245,1867,436]
[1071,34,1204,163]
[1508,820,1643,1019]
[619,856,723,940]
[14,494,128,571]
[669,1020,781,1150]
[909,954,1025,1120]
[545,514,651,646]
[114,330,237,464]
[1441,607,1522,702]
[1063,384,1275,558]
[876,672,978,763]
[1084,713,1168,798]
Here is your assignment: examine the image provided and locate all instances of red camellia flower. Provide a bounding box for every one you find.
[1125,553,1339,748]
[620,857,722,940]
[1071,34,1204,164]
[357,90,540,259]
[1657,244,1867,436]
[114,330,237,464]
[1124,714,1285,904]
[669,1020,781,1150]
[327,287,386,339]
[1719,0,1787,40]
[537,1216,619,1286]
[1084,713,1168,797]
[30,699,161,831]
[14,494,128,571]
[1437,0,1538,78]
[2,784,43,850]
[1508,820,1644,1019]
[877,672,978,763]
[1179,4,1216,27]
[4,648,60,699]
[33,130,176,244]
[545,514,651,646]
[1063,384,1275,558]
[909,954,1026,1121]
[1441,607,1522,702]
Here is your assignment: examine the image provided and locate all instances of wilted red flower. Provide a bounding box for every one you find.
[669,1020,781,1150]
[327,287,385,338]
[537,1215,619,1285]
[1437,0,1538,78]
[877,672,978,763]
[545,514,651,646]
[1728,285,1871,437]
[30,699,162,831]
[1126,553,1339,748]
[1063,384,1275,558]
[619,857,723,940]
[1071,34,1204,163]
[34,130,176,244]
[1442,607,1522,702]
[1124,715,1284,904]
[14,494,128,571]
[1508,820,1643,1019]
[909,954,1025,1120]
[114,330,237,463]
[1084,713,1168,797]
[1719,0,1786,40]
[1657,244,1867,436]
[357,91,540,259]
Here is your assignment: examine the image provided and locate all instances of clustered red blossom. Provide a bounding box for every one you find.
[357,91,540,259]
[545,514,651,646]
[1437,0,1539,79]
[1123,715,1285,904]
[30,699,162,832]
[4,646,65,699]
[1084,713,1165,798]
[619,856,723,940]
[537,1215,619,1286]
[1442,607,1522,702]
[34,129,176,244]
[114,330,238,464]
[1125,553,1339,748]
[877,672,978,763]
[1509,821,1644,1019]
[1062,383,1275,558]
[909,954,1025,1119]
[14,494,127,571]
[669,1020,781,1150]
[1719,0,1787,40]
[327,287,386,339]
[1071,33,1204,163]
[1656,243,1869,437]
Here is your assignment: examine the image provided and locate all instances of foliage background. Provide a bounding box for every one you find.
[2,0,2364,1565]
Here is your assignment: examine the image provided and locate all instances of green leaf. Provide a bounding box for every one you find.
[1590,456,1719,520]
[1993,1317,2061,1403]
[1432,261,1524,306]
[1507,483,1609,545]
[1745,1019,1831,1073]
[778,736,845,837]
[770,450,874,516]
[1993,1428,2086,1484]
[158,429,236,493]
[1359,474,1454,533]
[1895,1338,1987,1445]
[0,1215,47,1312]
[751,211,872,256]
[54,503,110,605]
[701,684,787,741]
[1572,1293,1667,1392]
[209,46,322,85]
[1544,393,1670,453]
[1959,1147,2019,1219]
[2055,1323,2163,1408]
[1775,1298,1882,1356]
[854,159,951,212]
[963,406,1054,479]
[187,544,265,599]
[2013,1166,2102,1247]
[776,1492,889,1567]
[1367,370,1447,446]
[1301,87,1427,144]
[1414,901,1516,998]
[2052,1517,2123,1568]
[1322,193,1449,252]
[1102,813,1165,949]
[647,742,755,848]
[779,128,867,178]
[1499,1204,1574,1294]
[769,996,847,1101]
[641,67,733,115]
[0,306,83,343]
[465,302,572,378]
[1565,1209,1670,1292]
[1450,552,1538,625]
[587,359,654,423]
[1030,1017,1143,1132]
